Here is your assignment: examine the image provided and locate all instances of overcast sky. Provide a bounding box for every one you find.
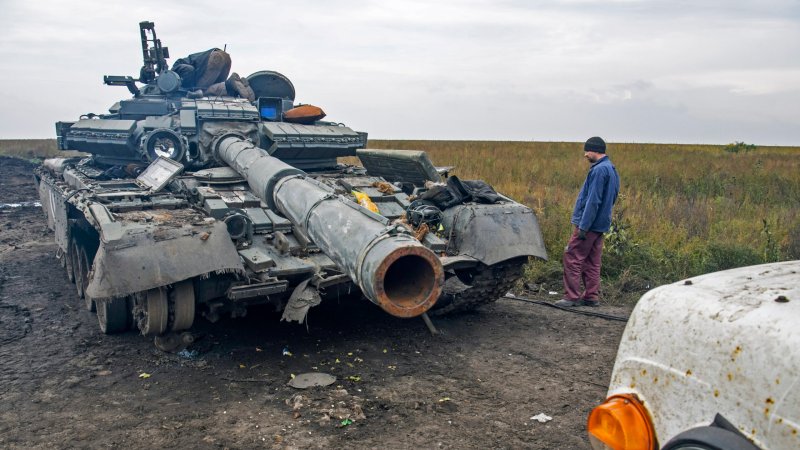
[1,0,798,145]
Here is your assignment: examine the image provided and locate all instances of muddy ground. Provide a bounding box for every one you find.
[0,156,630,449]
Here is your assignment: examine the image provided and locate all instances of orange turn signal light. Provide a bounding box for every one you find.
[587,394,656,450]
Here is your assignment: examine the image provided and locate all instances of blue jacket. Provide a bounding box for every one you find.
[571,156,620,233]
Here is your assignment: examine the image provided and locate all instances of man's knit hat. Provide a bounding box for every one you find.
[584,136,606,153]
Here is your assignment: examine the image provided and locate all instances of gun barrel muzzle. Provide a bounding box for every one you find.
[356,230,442,318]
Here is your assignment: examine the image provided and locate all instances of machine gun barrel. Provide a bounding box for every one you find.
[214,135,444,318]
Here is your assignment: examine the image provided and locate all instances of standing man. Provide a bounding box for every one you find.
[555,137,620,307]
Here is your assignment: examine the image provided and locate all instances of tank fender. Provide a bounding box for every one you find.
[85,220,244,299]
[441,202,547,265]
[35,168,71,253]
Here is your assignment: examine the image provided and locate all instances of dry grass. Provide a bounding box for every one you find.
[0,139,61,160]
[4,138,798,301]
[365,140,800,300]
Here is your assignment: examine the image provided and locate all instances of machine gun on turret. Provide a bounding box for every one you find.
[138,21,169,84]
[103,21,172,96]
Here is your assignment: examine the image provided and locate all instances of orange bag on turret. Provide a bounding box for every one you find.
[284,104,326,124]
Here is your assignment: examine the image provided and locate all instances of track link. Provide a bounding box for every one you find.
[431,258,525,316]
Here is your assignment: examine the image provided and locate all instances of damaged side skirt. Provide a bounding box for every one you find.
[85,221,244,299]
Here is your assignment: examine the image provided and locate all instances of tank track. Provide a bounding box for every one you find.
[431,258,526,316]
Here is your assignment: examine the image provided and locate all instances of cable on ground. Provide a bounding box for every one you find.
[502,293,629,322]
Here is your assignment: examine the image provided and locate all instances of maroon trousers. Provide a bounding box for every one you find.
[562,228,604,301]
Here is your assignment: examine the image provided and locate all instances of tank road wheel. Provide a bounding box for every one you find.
[132,283,195,350]
[71,241,85,300]
[96,297,131,334]
[170,280,196,332]
[78,245,95,312]
[151,282,196,353]
[133,288,169,336]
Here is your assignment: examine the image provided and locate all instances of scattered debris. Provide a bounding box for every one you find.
[220,377,270,383]
[352,190,379,213]
[281,278,322,324]
[177,349,199,359]
[530,413,552,423]
[138,372,151,379]
[414,222,430,241]
[288,372,337,389]
[422,312,439,335]
[287,394,309,411]
[371,181,395,195]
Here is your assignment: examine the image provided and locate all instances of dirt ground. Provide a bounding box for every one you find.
[0,156,631,449]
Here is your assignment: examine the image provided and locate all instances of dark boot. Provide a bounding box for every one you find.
[205,82,227,97]
[227,72,255,102]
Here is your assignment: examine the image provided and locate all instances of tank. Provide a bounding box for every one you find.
[34,21,547,350]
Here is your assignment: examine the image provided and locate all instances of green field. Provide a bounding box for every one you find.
[4,138,799,303]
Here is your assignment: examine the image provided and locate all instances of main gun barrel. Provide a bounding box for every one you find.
[214,135,443,318]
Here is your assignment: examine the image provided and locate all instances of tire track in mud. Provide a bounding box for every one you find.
[0,259,33,347]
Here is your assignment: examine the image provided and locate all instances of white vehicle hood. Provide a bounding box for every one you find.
[608,260,800,448]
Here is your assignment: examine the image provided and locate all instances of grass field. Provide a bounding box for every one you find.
[365,140,800,302]
[3,138,798,303]
[0,139,60,160]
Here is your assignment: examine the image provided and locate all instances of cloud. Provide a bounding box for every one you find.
[0,0,797,144]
